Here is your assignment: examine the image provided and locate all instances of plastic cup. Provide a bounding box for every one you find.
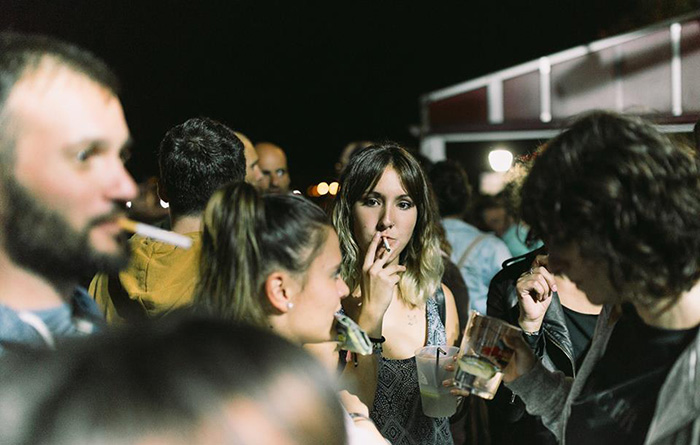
[454,311,521,400]
[415,345,460,418]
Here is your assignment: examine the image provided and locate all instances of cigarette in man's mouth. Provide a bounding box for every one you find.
[382,237,392,253]
[118,218,193,249]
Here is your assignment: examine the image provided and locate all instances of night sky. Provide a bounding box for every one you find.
[1,0,695,191]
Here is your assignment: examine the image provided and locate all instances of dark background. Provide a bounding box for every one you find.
[1,0,696,191]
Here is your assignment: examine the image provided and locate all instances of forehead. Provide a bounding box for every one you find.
[257,146,287,168]
[243,143,258,164]
[315,229,340,264]
[4,65,127,150]
[369,166,408,196]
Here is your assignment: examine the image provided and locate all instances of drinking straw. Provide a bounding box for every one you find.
[435,346,446,379]
[118,218,193,249]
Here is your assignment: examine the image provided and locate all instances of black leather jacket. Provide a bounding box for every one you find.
[487,248,577,377]
[485,248,577,445]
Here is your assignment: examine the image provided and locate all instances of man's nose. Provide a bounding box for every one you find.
[106,159,138,203]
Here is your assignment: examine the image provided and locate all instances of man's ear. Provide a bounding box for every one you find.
[264,271,298,313]
[157,179,168,203]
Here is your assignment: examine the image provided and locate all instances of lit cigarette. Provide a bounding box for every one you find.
[118,218,193,249]
[382,237,392,252]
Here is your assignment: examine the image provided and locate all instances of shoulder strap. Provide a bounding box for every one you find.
[435,285,446,326]
[456,233,489,269]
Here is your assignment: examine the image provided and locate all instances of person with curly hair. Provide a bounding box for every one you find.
[332,143,460,445]
[497,111,700,445]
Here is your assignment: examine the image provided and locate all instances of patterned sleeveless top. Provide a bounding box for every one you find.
[370,296,454,445]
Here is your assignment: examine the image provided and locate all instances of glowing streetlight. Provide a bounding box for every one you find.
[317,182,329,196]
[488,149,513,172]
[329,182,339,195]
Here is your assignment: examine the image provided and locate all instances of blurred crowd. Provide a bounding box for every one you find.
[0,31,698,445]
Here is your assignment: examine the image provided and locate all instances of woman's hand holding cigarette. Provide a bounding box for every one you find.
[356,232,405,337]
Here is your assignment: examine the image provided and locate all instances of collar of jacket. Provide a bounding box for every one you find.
[645,329,700,443]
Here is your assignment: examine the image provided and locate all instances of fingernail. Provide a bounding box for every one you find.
[552,284,558,292]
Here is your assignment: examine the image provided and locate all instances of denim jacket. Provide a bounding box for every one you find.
[0,287,103,355]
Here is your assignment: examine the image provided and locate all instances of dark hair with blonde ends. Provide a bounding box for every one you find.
[195,182,330,326]
[332,143,444,307]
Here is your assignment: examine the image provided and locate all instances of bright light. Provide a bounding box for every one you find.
[317,182,329,196]
[126,201,132,209]
[329,182,339,195]
[160,199,170,209]
[488,149,513,172]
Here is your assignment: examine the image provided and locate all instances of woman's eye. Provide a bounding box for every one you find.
[363,198,380,207]
[398,200,414,210]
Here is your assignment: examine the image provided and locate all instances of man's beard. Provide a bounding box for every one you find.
[1,175,130,287]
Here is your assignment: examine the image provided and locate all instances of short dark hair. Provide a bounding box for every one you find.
[158,117,246,216]
[0,32,119,113]
[429,160,472,217]
[0,316,347,444]
[522,111,700,304]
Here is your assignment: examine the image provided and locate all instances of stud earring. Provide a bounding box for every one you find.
[287,302,294,310]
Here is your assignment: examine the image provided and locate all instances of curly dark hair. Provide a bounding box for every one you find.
[521,111,700,305]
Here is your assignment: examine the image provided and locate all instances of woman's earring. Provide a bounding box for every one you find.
[287,302,294,310]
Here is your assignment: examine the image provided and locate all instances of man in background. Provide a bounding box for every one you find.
[234,131,264,189]
[0,32,138,352]
[429,160,511,315]
[255,141,291,194]
[90,117,245,323]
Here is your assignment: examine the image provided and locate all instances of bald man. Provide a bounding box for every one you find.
[234,132,264,189]
[255,142,291,194]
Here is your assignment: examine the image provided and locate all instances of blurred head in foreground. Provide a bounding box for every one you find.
[0,317,347,445]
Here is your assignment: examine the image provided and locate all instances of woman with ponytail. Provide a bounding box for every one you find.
[194,182,389,445]
[195,182,348,345]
